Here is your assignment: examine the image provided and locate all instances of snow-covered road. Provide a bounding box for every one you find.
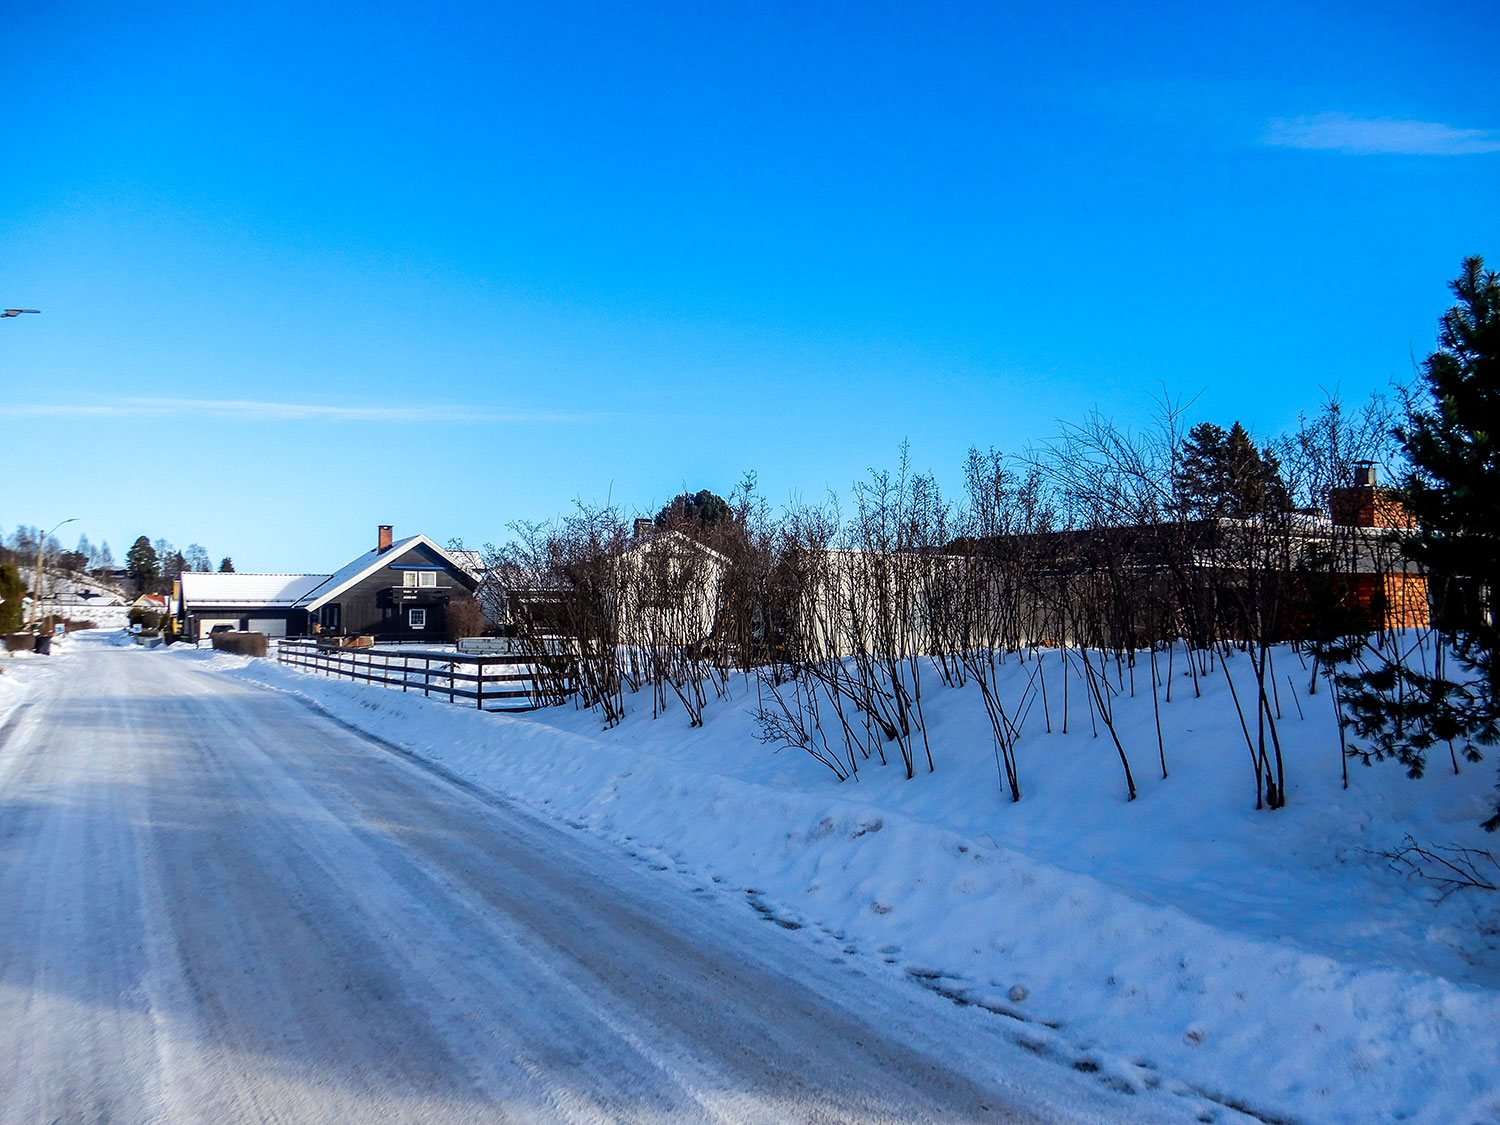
[0,644,1169,1124]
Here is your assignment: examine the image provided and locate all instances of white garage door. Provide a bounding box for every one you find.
[197,617,241,637]
[247,618,289,637]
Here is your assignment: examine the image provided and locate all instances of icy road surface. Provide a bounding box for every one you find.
[0,645,1178,1124]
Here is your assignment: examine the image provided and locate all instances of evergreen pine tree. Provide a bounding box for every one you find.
[1175,421,1289,519]
[655,488,732,530]
[126,536,160,590]
[0,563,26,633]
[218,557,235,573]
[1402,257,1500,670]
[1332,257,1500,829]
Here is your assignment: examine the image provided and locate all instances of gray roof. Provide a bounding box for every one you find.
[180,572,331,609]
[294,534,475,611]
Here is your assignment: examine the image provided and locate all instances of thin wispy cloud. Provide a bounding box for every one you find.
[1264,112,1500,156]
[0,398,614,424]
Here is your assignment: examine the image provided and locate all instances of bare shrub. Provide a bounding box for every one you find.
[445,596,486,642]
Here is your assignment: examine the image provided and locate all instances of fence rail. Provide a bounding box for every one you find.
[277,639,551,711]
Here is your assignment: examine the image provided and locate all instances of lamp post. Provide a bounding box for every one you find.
[31,518,77,637]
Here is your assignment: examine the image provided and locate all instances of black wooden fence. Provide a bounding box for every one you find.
[276,639,545,711]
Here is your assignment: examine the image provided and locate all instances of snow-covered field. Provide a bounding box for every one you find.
[6,632,1498,1124]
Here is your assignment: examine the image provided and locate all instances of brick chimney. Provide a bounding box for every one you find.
[378,525,394,553]
[1329,464,1414,528]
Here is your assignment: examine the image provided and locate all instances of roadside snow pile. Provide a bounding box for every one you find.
[170,639,1500,1125]
[0,635,72,728]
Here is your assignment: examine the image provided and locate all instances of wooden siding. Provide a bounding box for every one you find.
[312,542,478,642]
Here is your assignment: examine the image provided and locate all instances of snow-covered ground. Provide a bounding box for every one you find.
[6,632,1498,1123]
[0,632,1178,1124]
[14,567,133,630]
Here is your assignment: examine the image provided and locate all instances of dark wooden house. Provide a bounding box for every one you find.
[295,526,481,642]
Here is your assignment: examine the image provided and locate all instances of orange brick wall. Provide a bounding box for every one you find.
[1382,572,1431,630]
[1329,487,1415,529]
[1337,573,1430,631]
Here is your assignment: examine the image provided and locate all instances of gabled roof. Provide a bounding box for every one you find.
[618,528,732,566]
[294,534,477,611]
[446,548,486,578]
[180,572,331,609]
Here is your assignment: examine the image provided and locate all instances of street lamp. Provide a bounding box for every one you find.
[31,518,77,637]
[2,309,40,317]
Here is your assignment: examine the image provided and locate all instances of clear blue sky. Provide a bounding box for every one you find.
[3,0,1497,571]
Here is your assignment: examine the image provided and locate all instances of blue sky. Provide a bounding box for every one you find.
[3,0,1497,571]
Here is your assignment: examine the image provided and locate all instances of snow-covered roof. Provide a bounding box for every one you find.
[447,548,487,578]
[295,534,476,611]
[180,572,332,609]
[618,528,732,565]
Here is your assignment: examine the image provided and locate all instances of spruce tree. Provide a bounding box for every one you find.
[0,563,26,633]
[1333,257,1500,829]
[1402,257,1500,671]
[126,536,160,590]
[1175,421,1289,519]
[654,489,733,532]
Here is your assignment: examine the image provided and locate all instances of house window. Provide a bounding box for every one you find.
[324,604,341,631]
[403,571,419,588]
[419,571,437,587]
[409,608,427,629]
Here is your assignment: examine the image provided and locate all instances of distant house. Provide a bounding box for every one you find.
[131,593,172,615]
[494,520,730,648]
[176,526,481,642]
[612,521,730,647]
[295,527,481,641]
[41,575,128,610]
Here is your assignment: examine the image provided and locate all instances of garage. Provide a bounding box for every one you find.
[178,573,332,642]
